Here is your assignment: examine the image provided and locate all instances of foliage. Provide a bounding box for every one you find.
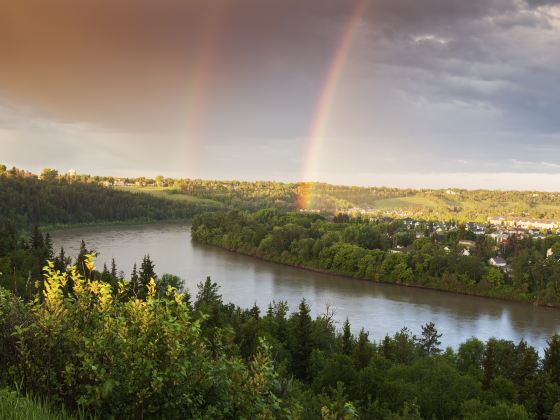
[0,257,294,419]
[0,388,79,420]
[192,210,560,305]
[0,171,221,229]
[1,249,560,418]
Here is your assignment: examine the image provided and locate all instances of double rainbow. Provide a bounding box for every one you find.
[298,0,367,209]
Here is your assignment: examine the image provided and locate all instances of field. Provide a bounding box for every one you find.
[370,195,436,210]
[115,186,225,207]
[114,183,560,223]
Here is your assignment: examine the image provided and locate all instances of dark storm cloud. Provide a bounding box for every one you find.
[1,0,560,183]
[527,0,560,6]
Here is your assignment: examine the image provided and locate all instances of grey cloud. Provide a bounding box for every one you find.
[2,0,560,183]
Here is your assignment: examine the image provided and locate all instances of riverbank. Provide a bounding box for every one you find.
[192,237,560,309]
[40,218,192,233]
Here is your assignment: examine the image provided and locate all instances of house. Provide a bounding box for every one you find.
[458,240,476,248]
[403,217,414,227]
[489,256,507,268]
[547,248,554,258]
[490,232,509,243]
[461,248,471,257]
[489,217,559,230]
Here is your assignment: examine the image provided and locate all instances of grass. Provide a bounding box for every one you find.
[115,186,224,207]
[0,388,82,420]
[370,195,436,209]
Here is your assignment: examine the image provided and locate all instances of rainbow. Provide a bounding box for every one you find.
[298,0,367,210]
[184,4,226,167]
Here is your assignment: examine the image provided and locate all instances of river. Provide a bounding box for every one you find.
[51,222,560,352]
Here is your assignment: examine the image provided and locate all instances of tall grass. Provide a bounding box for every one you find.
[0,388,83,420]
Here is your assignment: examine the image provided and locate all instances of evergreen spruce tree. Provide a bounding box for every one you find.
[77,240,90,277]
[101,263,110,279]
[110,258,117,278]
[54,247,67,272]
[483,339,497,389]
[291,298,313,380]
[544,334,560,384]
[130,263,140,297]
[341,318,354,356]
[30,225,44,250]
[249,302,261,320]
[139,255,157,295]
[418,322,442,355]
[44,232,54,260]
[353,328,373,369]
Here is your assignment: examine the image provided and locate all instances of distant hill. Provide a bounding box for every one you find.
[3,164,560,225]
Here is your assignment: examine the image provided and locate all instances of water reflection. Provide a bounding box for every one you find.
[52,223,560,352]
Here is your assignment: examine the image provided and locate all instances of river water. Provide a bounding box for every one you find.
[51,223,560,352]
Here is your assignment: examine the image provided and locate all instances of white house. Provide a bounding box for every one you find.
[489,256,507,268]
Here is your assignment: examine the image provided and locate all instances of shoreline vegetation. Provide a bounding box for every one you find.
[4,167,560,417]
[196,240,560,309]
[2,253,560,418]
[7,164,560,227]
[192,210,560,308]
[41,217,191,233]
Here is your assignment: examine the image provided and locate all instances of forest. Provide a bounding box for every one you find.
[5,164,560,227]
[1,230,560,419]
[191,209,560,306]
[4,165,560,418]
[0,167,220,229]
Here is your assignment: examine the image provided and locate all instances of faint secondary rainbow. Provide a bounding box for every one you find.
[184,4,226,170]
[298,0,367,210]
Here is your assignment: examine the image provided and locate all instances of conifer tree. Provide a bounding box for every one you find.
[139,255,156,285]
[54,247,67,272]
[77,240,90,277]
[130,263,140,297]
[341,318,354,356]
[30,225,44,250]
[353,328,373,369]
[44,233,54,260]
[483,339,497,389]
[544,334,560,384]
[291,298,313,380]
[110,258,117,278]
[418,322,442,355]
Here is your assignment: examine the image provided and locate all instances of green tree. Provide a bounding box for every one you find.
[482,339,497,389]
[545,335,560,384]
[138,255,156,298]
[341,318,354,356]
[29,226,44,251]
[418,322,442,355]
[40,168,58,181]
[291,299,313,380]
[110,258,117,278]
[130,263,140,296]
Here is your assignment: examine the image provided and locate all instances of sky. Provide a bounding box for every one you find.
[1,0,560,190]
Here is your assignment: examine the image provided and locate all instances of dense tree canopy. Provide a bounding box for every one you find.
[1,252,559,418]
[0,171,220,229]
[192,210,560,305]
